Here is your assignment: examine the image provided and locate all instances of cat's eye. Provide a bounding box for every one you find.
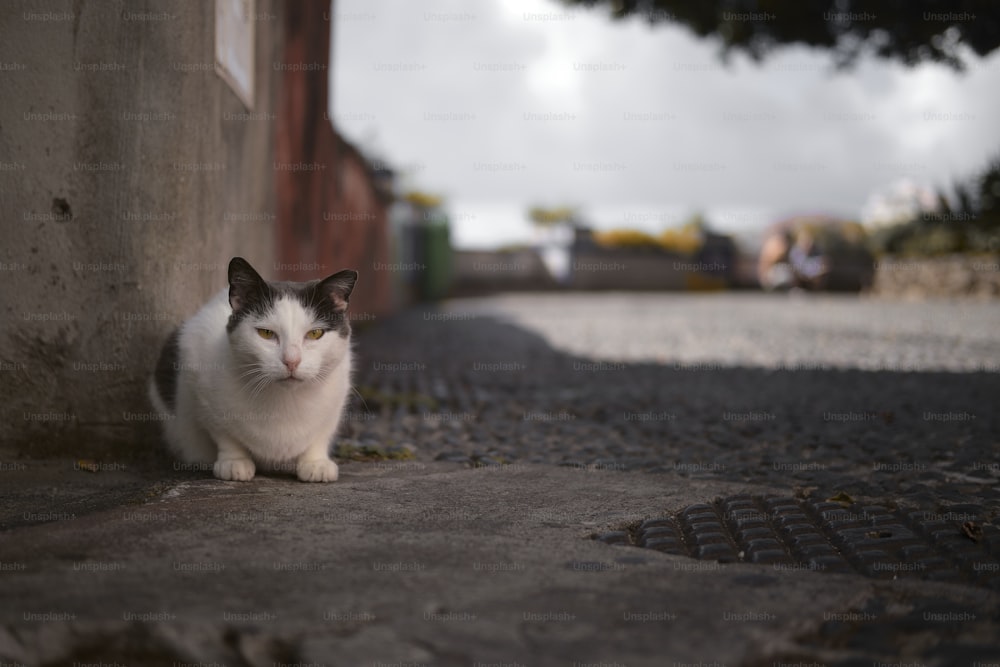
[306,329,325,340]
[256,328,276,340]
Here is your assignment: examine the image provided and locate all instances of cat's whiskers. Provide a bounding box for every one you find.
[236,371,264,388]
[349,384,370,412]
[247,374,273,400]
[238,372,268,389]
[236,362,264,375]
[237,365,273,400]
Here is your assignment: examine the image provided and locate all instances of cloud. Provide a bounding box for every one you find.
[333,0,1000,247]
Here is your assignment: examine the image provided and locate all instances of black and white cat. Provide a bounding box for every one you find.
[149,257,358,482]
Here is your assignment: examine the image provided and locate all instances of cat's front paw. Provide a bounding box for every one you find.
[297,458,339,483]
[214,458,256,481]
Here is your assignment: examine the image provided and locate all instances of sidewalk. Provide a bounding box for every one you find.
[2,294,998,665]
[3,463,997,666]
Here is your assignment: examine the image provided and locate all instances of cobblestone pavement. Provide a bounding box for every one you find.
[348,292,1000,518]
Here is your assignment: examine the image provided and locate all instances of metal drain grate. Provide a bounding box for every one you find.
[599,495,1000,587]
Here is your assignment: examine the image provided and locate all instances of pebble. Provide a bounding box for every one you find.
[349,296,1000,516]
[433,453,472,464]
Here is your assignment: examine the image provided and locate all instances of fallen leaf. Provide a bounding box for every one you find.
[961,521,982,542]
[827,491,854,506]
[866,530,892,539]
[76,459,100,473]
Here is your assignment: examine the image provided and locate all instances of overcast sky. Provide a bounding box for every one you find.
[331,0,1000,249]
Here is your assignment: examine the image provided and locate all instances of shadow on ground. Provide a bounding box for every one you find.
[348,306,1000,515]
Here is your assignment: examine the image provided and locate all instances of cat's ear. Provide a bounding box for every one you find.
[318,269,358,312]
[228,257,266,313]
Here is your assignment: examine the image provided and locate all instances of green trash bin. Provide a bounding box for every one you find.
[420,212,453,301]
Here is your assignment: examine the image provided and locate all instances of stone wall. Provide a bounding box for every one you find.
[570,251,693,290]
[451,249,558,294]
[0,0,282,457]
[870,255,1000,299]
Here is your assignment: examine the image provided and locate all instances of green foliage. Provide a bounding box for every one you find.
[528,205,577,226]
[594,217,706,254]
[869,218,972,257]
[405,191,444,209]
[561,0,1000,70]
[681,212,708,233]
[594,228,662,249]
[867,156,1000,257]
[355,385,439,411]
[658,225,702,254]
[496,243,533,252]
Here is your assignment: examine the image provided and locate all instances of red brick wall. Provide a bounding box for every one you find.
[275,0,392,317]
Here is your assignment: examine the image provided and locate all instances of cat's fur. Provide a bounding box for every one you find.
[149,257,358,482]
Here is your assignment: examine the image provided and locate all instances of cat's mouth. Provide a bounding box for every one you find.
[279,375,304,384]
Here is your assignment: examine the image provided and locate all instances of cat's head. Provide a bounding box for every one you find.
[226,257,357,387]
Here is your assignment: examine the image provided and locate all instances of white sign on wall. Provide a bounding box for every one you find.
[215,0,255,109]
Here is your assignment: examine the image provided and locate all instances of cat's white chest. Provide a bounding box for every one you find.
[204,359,350,463]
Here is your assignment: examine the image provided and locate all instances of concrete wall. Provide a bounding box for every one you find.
[0,1,282,457]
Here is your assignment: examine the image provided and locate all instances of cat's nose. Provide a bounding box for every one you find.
[283,357,300,374]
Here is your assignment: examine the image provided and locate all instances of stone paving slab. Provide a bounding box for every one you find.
[2,464,998,666]
[0,458,172,531]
